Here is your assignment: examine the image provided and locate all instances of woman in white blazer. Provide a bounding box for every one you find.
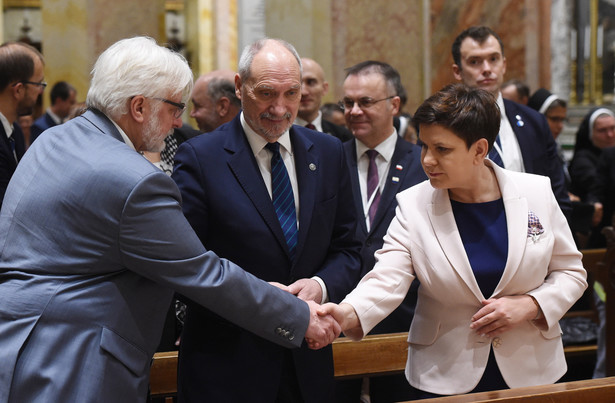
[318,84,587,397]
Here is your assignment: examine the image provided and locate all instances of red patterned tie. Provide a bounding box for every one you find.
[305,123,316,130]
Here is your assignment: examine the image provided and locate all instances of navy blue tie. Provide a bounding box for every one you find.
[488,135,504,168]
[265,142,298,260]
[8,135,17,162]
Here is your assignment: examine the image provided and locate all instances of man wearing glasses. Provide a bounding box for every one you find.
[0,41,45,207]
[0,36,341,402]
[335,60,426,403]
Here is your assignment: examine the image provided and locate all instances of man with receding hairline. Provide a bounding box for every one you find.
[0,41,45,206]
[295,57,353,142]
[173,38,361,403]
[190,69,240,133]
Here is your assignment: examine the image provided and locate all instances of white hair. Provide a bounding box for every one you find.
[86,36,194,120]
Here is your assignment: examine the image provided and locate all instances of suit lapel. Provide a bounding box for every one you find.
[0,124,17,170]
[504,99,533,172]
[345,141,368,235]
[489,162,527,295]
[427,189,484,300]
[369,137,412,234]
[224,118,291,258]
[292,126,318,261]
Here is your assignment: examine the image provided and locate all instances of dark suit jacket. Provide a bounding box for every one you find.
[322,119,353,142]
[30,112,57,143]
[344,136,426,334]
[0,123,25,207]
[503,99,571,216]
[172,114,362,403]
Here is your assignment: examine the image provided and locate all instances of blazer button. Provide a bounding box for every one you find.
[288,333,295,341]
[365,239,372,247]
[492,337,502,348]
[276,327,283,335]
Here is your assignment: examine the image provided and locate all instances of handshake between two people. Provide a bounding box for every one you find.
[270,279,359,350]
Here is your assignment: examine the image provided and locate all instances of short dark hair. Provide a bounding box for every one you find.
[321,102,343,119]
[0,41,44,92]
[413,83,500,150]
[452,26,504,67]
[501,79,530,100]
[50,81,76,104]
[345,60,401,97]
[207,76,241,108]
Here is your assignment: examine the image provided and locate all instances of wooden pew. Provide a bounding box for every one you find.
[149,247,610,400]
[418,377,615,402]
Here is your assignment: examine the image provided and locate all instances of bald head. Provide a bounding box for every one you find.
[190,69,241,132]
[299,58,329,123]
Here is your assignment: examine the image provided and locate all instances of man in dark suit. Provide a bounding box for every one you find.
[336,60,427,403]
[30,81,76,143]
[0,36,339,403]
[295,57,353,142]
[173,38,362,403]
[0,42,44,207]
[452,26,570,215]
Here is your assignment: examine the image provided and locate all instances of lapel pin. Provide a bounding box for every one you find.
[309,163,316,171]
[515,115,524,127]
[392,176,399,182]
[396,164,403,170]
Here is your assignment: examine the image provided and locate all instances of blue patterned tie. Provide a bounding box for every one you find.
[265,142,298,260]
[8,135,17,162]
[488,134,504,168]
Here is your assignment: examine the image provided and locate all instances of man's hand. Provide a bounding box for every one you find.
[268,281,289,292]
[304,300,341,350]
[470,295,539,338]
[288,278,323,304]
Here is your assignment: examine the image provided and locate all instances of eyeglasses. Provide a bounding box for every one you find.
[22,80,48,89]
[153,97,186,119]
[338,96,395,111]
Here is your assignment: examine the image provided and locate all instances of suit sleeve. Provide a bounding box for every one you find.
[539,117,572,217]
[312,139,363,303]
[527,177,587,332]
[118,170,309,348]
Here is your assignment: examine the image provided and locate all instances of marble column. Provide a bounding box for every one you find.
[551,0,572,101]
[185,0,238,76]
[40,0,165,108]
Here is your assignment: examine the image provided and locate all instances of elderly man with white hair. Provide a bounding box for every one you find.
[0,36,340,403]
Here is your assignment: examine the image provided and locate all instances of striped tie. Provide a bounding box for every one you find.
[488,134,504,168]
[265,142,298,260]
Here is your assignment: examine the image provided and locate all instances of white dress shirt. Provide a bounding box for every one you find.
[496,92,525,172]
[294,111,324,132]
[355,130,397,231]
[240,112,329,303]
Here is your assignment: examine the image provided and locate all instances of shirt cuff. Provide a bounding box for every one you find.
[311,276,328,304]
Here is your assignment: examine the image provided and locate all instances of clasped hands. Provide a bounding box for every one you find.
[271,279,349,350]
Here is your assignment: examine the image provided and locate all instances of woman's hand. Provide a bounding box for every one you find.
[470,295,540,338]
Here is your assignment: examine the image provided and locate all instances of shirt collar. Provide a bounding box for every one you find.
[46,108,63,125]
[109,119,136,151]
[496,92,507,120]
[294,111,323,132]
[241,112,293,156]
[0,112,13,138]
[355,129,397,162]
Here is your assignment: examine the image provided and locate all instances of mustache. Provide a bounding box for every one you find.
[260,112,292,120]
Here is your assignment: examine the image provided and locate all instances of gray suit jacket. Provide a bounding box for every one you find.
[0,109,308,403]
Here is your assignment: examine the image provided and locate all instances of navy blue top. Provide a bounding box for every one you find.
[451,198,508,298]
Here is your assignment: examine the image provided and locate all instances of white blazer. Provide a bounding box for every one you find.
[342,160,587,395]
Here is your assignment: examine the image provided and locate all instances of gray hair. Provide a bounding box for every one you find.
[237,38,302,82]
[207,77,241,108]
[86,36,194,120]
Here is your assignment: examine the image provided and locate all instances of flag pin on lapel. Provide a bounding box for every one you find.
[309,163,316,171]
[515,115,524,127]
[396,165,403,170]
[392,177,400,182]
